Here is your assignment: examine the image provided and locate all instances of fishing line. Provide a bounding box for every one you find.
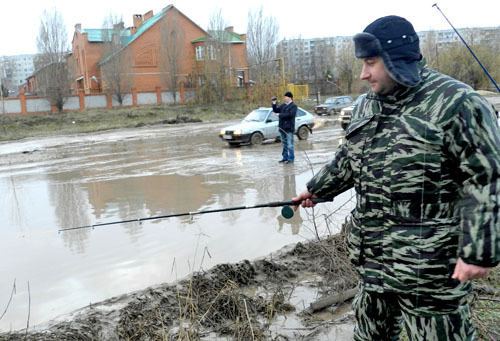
[433,3,500,93]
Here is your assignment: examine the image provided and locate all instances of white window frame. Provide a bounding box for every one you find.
[196,46,204,61]
[207,45,216,60]
[199,75,205,86]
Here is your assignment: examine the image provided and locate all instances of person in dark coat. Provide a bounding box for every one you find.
[272,91,297,164]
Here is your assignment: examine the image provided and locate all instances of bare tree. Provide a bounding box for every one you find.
[35,9,70,112]
[196,9,231,103]
[0,57,16,96]
[159,9,185,103]
[319,43,337,94]
[421,30,439,70]
[246,7,281,101]
[438,41,499,90]
[335,41,361,94]
[99,14,133,106]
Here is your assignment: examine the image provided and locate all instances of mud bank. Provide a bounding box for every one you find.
[2,231,358,340]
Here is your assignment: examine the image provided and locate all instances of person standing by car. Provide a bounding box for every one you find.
[272,91,297,164]
[293,15,500,340]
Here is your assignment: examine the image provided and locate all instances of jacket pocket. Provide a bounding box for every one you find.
[345,114,375,138]
[390,217,459,291]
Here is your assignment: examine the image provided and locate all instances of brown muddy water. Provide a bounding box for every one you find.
[0,120,355,332]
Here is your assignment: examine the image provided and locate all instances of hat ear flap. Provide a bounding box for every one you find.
[354,32,383,58]
[379,50,421,87]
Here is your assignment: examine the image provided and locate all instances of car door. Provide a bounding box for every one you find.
[294,108,307,132]
[263,110,280,138]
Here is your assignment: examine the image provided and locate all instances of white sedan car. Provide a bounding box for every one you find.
[218,107,315,146]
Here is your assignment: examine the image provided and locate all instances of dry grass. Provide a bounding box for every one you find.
[471,266,500,340]
[0,230,356,340]
[0,102,254,142]
[0,101,320,141]
[0,99,320,142]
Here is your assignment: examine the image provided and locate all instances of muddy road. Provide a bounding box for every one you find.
[0,118,356,332]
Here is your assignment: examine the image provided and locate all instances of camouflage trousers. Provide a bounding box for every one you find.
[352,285,477,341]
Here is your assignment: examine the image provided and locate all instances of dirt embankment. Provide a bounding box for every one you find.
[2,231,359,340]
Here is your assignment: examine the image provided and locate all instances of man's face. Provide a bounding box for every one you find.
[360,57,396,95]
[283,95,291,104]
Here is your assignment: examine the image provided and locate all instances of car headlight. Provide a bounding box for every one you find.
[234,129,242,136]
[219,129,226,135]
[340,110,345,116]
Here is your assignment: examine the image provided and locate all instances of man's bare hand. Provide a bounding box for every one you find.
[292,190,317,211]
[452,258,491,282]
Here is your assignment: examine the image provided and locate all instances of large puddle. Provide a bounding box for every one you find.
[0,121,355,331]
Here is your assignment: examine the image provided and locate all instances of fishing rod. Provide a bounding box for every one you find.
[58,198,328,233]
[432,3,500,93]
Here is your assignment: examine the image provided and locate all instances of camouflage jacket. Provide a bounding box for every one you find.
[307,60,500,296]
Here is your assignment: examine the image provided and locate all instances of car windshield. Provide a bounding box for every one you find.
[326,97,342,104]
[243,109,269,122]
[353,94,367,106]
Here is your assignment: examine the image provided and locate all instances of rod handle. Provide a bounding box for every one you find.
[267,198,328,207]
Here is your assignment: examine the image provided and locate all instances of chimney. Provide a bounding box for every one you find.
[225,26,234,32]
[133,14,143,29]
[129,26,137,35]
[113,22,124,30]
[75,23,81,32]
[143,10,153,21]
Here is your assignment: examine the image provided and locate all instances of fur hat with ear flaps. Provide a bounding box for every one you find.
[353,15,422,87]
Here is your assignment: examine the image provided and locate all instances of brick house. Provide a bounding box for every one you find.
[69,5,248,95]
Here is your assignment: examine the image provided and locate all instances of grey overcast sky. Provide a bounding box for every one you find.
[1,0,499,56]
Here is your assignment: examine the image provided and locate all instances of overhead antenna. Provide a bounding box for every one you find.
[432,3,500,93]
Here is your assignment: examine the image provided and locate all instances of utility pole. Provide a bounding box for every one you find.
[274,58,285,88]
[435,43,439,72]
[0,66,5,115]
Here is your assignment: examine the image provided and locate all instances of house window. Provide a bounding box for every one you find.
[237,70,244,87]
[196,46,204,61]
[207,45,216,60]
[199,75,205,86]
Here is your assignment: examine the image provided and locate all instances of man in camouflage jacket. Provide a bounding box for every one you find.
[294,16,500,340]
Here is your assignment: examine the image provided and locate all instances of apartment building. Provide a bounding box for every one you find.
[0,54,36,95]
[277,26,500,85]
[418,26,500,48]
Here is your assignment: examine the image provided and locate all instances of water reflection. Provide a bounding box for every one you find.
[277,174,302,235]
[0,123,353,331]
[56,174,221,252]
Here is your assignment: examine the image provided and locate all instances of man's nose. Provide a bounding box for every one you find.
[360,65,370,80]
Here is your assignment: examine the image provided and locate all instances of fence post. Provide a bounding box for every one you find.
[132,88,138,107]
[79,89,85,111]
[156,86,162,105]
[180,83,185,103]
[19,90,27,114]
[106,91,112,109]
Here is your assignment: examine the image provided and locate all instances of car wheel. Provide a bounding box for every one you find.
[297,125,309,140]
[250,132,264,145]
[328,109,336,115]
